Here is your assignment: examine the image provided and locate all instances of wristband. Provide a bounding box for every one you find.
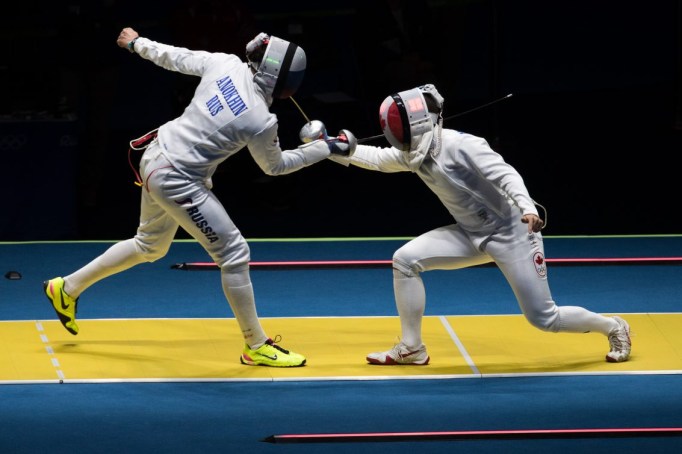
[127,37,139,53]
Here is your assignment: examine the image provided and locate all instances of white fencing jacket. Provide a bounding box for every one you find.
[333,128,539,235]
[132,37,329,181]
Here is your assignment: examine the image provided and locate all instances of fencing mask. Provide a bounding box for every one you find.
[246,32,306,100]
[379,84,444,152]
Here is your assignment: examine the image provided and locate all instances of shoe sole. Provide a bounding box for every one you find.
[43,280,78,336]
[240,355,306,367]
[605,355,628,363]
[367,356,430,366]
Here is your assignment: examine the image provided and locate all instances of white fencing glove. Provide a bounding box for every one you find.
[327,129,357,157]
[299,121,356,157]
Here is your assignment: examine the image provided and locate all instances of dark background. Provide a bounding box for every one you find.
[1,0,680,241]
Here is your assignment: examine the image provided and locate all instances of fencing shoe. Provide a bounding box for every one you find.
[240,337,306,367]
[606,316,631,363]
[43,277,79,335]
[367,341,430,365]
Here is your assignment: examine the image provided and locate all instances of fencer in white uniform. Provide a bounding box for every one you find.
[329,84,632,365]
[43,28,355,368]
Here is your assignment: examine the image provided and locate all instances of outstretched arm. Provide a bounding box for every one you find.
[116,27,215,76]
[249,121,358,176]
[328,144,411,173]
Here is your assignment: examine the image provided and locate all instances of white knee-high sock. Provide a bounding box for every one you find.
[221,268,267,349]
[64,239,147,298]
[393,269,425,349]
[557,306,619,335]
